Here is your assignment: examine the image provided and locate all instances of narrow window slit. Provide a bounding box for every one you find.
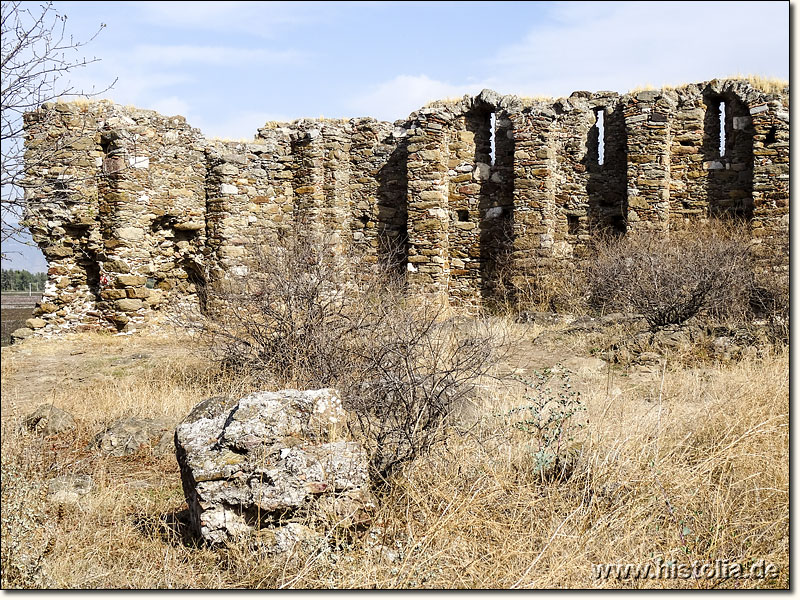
[489,112,496,166]
[719,101,726,157]
[456,209,470,222]
[595,109,605,165]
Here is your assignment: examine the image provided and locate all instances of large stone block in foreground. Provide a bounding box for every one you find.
[175,388,375,547]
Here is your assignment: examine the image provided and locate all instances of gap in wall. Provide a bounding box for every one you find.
[595,108,605,165]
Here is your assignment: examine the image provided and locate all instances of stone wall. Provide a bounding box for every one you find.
[21,78,789,334]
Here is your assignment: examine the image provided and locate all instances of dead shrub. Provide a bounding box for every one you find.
[747,270,789,345]
[188,229,506,485]
[587,223,754,331]
[495,264,588,315]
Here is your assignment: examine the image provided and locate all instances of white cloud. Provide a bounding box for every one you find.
[353,1,788,123]
[131,45,304,67]
[487,1,788,97]
[349,75,489,122]
[131,1,325,37]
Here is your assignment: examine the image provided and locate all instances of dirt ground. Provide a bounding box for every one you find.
[0,320,664,420]
[2,319,786,589]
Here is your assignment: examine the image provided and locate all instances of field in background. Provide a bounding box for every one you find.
[1,293,42,346]
[0,322,788,589]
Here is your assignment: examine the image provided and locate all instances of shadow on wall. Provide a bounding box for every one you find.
[376,138,409,275]
[474,108,514,302]
[703,87,754,220]
[584,104,628,237]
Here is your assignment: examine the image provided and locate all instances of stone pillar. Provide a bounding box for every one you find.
[204,143,252,284]
[447,114,484,306]
[668,98,706,222]
[95,117,158,330]
[349,119,381,255]
[750,98,789,270]
[509,109,556,278]
[405,116,450,299]
[94,110,206,331]
[321,122,352,246]
[624,91,672,232]
[291,123,325,234]
[23,101,105,331]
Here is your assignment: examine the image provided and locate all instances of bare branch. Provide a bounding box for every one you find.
[1,1,112,259]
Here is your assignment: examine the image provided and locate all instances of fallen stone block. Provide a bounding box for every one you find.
[175,389,376,549]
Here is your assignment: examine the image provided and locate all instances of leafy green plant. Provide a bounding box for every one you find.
[506,366,586,481]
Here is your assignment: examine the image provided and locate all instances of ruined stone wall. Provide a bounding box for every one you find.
[21,78,789,335]
[24,101,206,332]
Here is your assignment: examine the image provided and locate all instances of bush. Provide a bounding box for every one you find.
[505,367,586,481]
[587,224,754,331]
[191,228,506,485]
[493,263,588,315]
[748,270,789,346]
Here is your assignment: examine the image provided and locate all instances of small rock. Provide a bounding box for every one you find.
[638,351,663,365]
[516,311,574,327]
[25,318,47,329]
[11,327,34,341]
[561,356,608,373]
[368,544,399,563]
[109,353,151,366]
[711,336,740,361]
[25,404,76,435]
[252,523,321,556]
[47,475,93,504]
[93,417,174,456]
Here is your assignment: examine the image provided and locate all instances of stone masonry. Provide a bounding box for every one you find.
[21,78,788,334]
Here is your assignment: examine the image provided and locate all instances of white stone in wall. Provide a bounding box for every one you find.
[117,227,145,241]
[732,116,751,130]
[129,156,149,169]
[485,207,504,220]
[473,163,490,181]
[220,183,238,195]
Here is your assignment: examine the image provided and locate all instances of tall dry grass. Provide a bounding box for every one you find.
[0,328,787,588]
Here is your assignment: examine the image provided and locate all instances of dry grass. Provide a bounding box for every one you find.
[207,136,257,144]
[0,327,788,588]
[727,74,789,95]
[629,75,788,96]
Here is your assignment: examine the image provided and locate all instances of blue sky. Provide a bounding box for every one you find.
[3,0,790,272]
